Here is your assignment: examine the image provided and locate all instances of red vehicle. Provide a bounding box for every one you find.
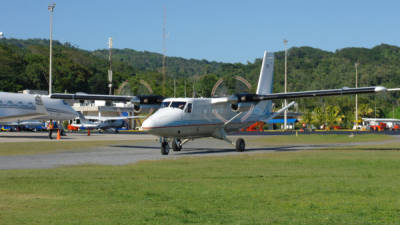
[242,122,264,132]
[370,122,387,131]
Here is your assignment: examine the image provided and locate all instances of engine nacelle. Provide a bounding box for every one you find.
[231,102,254,112]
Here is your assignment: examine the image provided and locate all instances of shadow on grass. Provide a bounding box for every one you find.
[109,144,325,155]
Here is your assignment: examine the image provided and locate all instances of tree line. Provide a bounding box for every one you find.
[1,38,400,128]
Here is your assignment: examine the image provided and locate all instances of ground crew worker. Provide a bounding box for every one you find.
[48,120,54,139]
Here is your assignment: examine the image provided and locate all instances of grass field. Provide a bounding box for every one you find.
[250,133,394,146]
[1,142,400,224]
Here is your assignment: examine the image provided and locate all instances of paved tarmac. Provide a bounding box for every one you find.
[0,132,398,170]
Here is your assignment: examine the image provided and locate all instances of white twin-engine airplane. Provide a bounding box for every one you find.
[0,92,78,122]
[51,51,390,155]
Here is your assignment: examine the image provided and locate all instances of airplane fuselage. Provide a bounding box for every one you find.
[0,92,78,122]
[142,97,270,139]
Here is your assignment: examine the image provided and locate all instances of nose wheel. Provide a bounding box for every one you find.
[161,139,170,155]
[172,138,182,151]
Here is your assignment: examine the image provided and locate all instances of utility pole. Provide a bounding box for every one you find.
[48,3,56,96]
[108,37,113,95]
[173,79,176,97]
[355,62,359,129]
[184,80,187,97]
[162,7,167,96]
[283,39,288,130]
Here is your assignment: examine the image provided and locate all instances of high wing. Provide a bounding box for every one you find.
[232,86,386,103]
[50,93,164,104]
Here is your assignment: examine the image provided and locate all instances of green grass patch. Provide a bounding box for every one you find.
[250,134,393,146]
[0,140,142,156]
[1,150,400,224]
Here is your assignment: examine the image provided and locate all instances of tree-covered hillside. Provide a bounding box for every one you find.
[1,38,400,127]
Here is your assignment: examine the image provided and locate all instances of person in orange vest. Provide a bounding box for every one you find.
[47,120,55,139]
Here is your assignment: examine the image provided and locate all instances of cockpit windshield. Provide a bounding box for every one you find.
[170,101,186,110]
[161,101,170,108]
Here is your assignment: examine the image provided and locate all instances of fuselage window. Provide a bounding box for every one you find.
[186,103,192,113]
[170,101,186,110]
[161,101,171,108]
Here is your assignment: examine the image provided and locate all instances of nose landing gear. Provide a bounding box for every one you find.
[172,138,182,151]
[160,137,170,155]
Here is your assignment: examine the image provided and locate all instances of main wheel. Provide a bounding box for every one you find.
[172,138,182,151]
[235,138,245,152]
[161,141,170,155]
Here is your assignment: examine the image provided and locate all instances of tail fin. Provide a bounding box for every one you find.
[256,51,274,95]
[254,51,274,116]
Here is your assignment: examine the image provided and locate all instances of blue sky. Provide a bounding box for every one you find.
[1,0,399,63]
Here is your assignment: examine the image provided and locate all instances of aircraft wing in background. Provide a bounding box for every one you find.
[84,115,146,121]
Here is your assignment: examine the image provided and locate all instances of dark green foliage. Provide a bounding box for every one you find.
[1,38,400,127]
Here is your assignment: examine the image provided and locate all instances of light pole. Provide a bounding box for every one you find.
[355,62,359,129]
[48,3,56,96]
[108,37,113,95]
[283,39,288,130]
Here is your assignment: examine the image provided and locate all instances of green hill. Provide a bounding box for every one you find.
[1,38,400,126]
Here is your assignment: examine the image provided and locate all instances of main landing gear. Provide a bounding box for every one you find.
[160,136,245,155]
[235,138,245,152]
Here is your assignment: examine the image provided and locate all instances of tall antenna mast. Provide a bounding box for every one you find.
[48,2,56,96]
[108,37,113,95]
[173,79,176,97]
[162,6,167,96]
[184,80,187,97]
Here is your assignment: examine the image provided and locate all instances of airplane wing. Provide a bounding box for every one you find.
[50,93,164,104]
[233,86,386,103]
[84,115,146,121]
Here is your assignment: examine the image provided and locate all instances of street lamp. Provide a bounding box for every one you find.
[283,39,288,130]
[48,3,56,96]
[355,62,359,129]
[108,37,113,95]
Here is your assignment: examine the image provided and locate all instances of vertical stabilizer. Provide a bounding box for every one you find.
[256,51,274,95]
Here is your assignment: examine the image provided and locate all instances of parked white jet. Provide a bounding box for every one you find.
[69,114,142,133]
[0,92,78,122]
[51,51,390,155]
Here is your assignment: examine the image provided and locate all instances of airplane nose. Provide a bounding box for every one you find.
[141,118,154,132]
